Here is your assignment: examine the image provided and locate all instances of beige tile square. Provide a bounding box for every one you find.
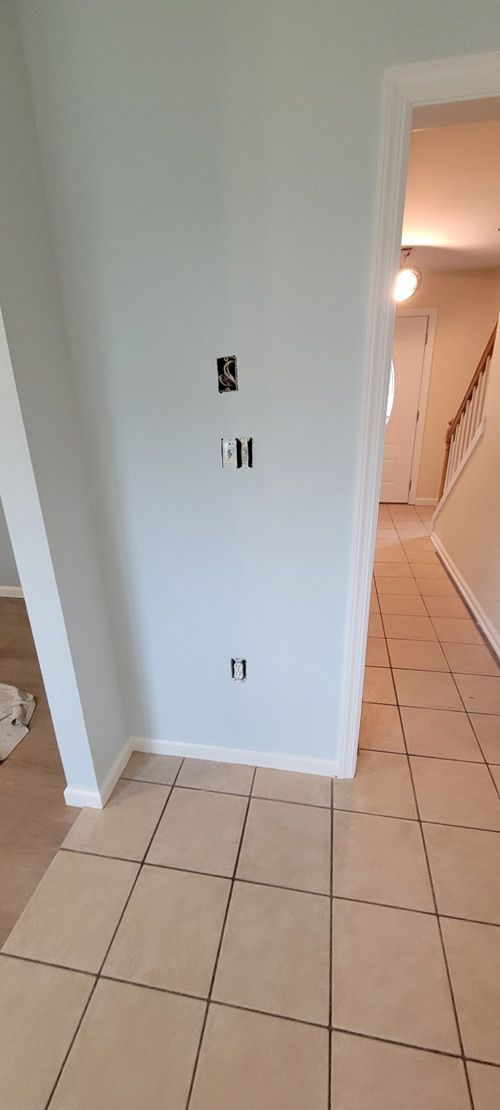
[489,764,500,791]
[423,823,500,924]
[190,1004,329,1110]
[415,577,456,596]
[333,811,433,911]
[368,612,384,637]
[394,669,462,710]
[365,636,389,666]
[331,1031,470,1110]
[62,780,169,861]
[410,757,500,830]
[363,667,396,705]
[237,798,330,894]
[121,751,182,784]
[0,956,93,1110]
[431,617,483,644]
[423,594,469,618]
[253,766,331,807]
[50,979,204,1110]
[383,614,437,641]
[332,900,459,1052]
[177,759,254,794]
[2,852,138,972]
[379,593,427,615]
[454,674,500,714]
[442,643,500,676]
[402,548,439,563]
[103,866,229,995]
[401,706,482,761]
[213,882,329,1024]
[388,638,448,671]
[334,751,416,819]
[374,562,413,577]
[409,562,447,578]
[376,576,420,595]
[402,538,435,553]
[441,918,500,1064]
[374,546,407,563]
[146,788,247,876]
[358,703,405,753]
[467,1061,500,1110]
[470,714,500,763]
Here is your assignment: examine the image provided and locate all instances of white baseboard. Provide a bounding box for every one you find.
[431,532,500,659]
[131,736,339,779]
[64,737,133,809]
[66,735,339,810]
[0,586,23,598]
[414,498,438,506]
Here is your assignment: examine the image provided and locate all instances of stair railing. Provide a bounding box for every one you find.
[438,325,497,501]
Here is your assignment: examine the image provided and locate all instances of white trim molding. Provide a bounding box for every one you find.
[431,532,500,658]
[415,498,438,506]
[64,737,133,809]
[0,585,23,597]
[397,306,437,505]
[132,736,339,779]
[337,49,500,779]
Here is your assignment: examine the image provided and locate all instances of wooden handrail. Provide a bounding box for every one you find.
[438,324,497,500]
[447,324,497,442]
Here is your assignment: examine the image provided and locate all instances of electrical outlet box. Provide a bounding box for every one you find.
[221,438,238,469]
[221,437,253,469]
[217,356,238,393]
[231,658,246,681]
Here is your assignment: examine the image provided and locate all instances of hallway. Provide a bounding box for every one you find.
[0,505,499,1108]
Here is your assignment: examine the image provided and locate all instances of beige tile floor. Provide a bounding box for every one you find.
[1,507,500,1108]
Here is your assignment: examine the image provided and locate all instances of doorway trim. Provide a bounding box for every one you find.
[337,49,500,778]
[397,307,437,505]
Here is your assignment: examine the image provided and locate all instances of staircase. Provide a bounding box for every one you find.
[438,325,497,501]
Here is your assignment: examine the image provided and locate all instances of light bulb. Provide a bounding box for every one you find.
[394,266,421,303]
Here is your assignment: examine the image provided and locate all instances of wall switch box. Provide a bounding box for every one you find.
[218,356,238,392]
[221,437,253,469]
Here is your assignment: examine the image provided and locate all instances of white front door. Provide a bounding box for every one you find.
[380,313,428,503]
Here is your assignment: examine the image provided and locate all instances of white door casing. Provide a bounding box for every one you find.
[380,314,428,502]
[337,48,500,779]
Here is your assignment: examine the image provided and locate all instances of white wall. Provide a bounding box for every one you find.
[0,501,20,590]
[13,1,500,768]
[433,317,500,648]
[0,2,127,795]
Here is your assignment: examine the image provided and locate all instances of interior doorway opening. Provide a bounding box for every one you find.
[338,51,500,778]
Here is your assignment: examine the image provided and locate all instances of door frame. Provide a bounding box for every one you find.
[395,306,437,505]
[337,49,500,778]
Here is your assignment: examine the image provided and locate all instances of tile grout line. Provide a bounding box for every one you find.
[184,765,258,1110]
[5,940,500,1071]
[383,509,475,1109]
[118,777,332,809]
[43,758,186,1110]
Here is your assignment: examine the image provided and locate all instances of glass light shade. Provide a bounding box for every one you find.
[394,265,421,303]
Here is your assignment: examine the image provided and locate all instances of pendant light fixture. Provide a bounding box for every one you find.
[394,247,422,303]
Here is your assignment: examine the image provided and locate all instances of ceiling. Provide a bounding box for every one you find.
[402,116,500,271]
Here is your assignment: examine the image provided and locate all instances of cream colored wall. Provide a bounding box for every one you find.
[433,315,500,645]
[397,268,500,500]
